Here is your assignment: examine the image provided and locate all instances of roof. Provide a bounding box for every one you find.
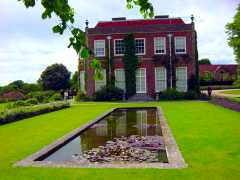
[199,64,238,75]
[87,18,193,35]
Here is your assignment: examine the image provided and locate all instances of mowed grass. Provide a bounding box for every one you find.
[0,101,239,180]
[222,89,240,95]
[0,102,9,111]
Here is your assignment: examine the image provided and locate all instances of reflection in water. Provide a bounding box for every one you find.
[44,108,166,162]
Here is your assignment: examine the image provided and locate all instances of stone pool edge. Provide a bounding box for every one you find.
[14,107,187,169]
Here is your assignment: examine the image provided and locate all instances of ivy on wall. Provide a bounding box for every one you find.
[123,34,138,97]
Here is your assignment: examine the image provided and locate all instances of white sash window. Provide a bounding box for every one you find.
[79,71,85,92]
[136,68,146,93]
[176,67,188,92]
[155,67,167,92]
[115,69,126,91]
[95,69,106,91]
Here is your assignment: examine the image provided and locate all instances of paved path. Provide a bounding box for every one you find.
[202,89,240,98]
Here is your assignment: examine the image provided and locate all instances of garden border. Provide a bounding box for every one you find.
[15,107,187,169]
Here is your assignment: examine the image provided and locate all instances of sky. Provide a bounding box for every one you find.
[0,0,238,86]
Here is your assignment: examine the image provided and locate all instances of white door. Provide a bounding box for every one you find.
[176,67,188,92]
[136,68,146,93]
[155,67,167,92]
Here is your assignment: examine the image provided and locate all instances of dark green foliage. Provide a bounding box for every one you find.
[0,81,41,96]
[93,86,124,101]
[39,64,71,91]
[199,58,211,64]
[25,98,39,105]
[226,3,240,63]
[48,93,62,102]
[0,101,70,125]
[159,89,185,100]
[158,89,201,100]
[123,34,138,97]
[28,91,55,103]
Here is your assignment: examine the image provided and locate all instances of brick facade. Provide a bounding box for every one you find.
[80,16,198,97]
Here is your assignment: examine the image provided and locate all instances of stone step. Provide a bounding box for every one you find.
[127,93,155,102]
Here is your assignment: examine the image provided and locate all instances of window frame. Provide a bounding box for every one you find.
[95,69,106,91]
[135,38,146,55]
[114,68,126,91]
[155,67,167,92]
[114,39,125,56]
[94,39,105,57]
[176,66,188,92]
[174,36,187,54]
[136,68,147,93]
[79,71,85,92]
[154,37,166,55]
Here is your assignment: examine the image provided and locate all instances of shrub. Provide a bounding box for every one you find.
[184,91,199,100]
[0,91,26,101]
[75,91,87,102]
[93,86,124,101]
[28,91,55,103]
[48,93,62,102]
[159,89,184,100]
[0,101,70,125]
[25,98,38,105]
[13,100,28,107]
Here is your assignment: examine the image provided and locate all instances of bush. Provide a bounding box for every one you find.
[13,100,28,107]
[93,86,124,101]
[25,98,38,105]
[28,91,55,103]
[75,91,87,102]
[0,101,70,125]
[184,91,199,100]
[48,93,62,102]
[159,89,184,100]
[0,91,26,101]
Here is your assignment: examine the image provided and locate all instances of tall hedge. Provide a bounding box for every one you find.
[123,34,138,97]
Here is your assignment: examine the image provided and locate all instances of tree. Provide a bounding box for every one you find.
[226,3,240,64]
[39,63,71,90]
[199,58,211,65]
[18,0,154,85]
[123,34,138,97]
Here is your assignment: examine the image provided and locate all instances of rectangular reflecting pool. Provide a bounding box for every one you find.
[44,108,168,163]
[16,107,187,168]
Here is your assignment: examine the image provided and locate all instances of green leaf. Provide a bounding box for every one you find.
[80,48,90,59]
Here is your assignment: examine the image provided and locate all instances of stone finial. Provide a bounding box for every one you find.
[191,14,194,24]
[85,19,89,28]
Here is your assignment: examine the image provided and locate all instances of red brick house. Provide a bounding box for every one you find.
[80,15,198,98]
[199,64,238,81]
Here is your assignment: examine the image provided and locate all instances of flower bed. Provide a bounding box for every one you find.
[210,96,240,112]
[0,101,70,125]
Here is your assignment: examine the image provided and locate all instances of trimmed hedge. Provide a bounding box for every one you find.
[158,89,209,101]
[93,86,124,101]
[0,101,70,125]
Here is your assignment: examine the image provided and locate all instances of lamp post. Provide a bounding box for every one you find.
[168,34,173,88]
[107,35,112,85]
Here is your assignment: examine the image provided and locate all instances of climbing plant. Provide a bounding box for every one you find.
[123,34,138,97]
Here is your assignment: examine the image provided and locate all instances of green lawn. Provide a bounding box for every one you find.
[0,101,239,180]
[0,102,9,111]
[222,89,240,95]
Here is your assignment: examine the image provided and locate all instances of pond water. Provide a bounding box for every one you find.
[43,108,168,163]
